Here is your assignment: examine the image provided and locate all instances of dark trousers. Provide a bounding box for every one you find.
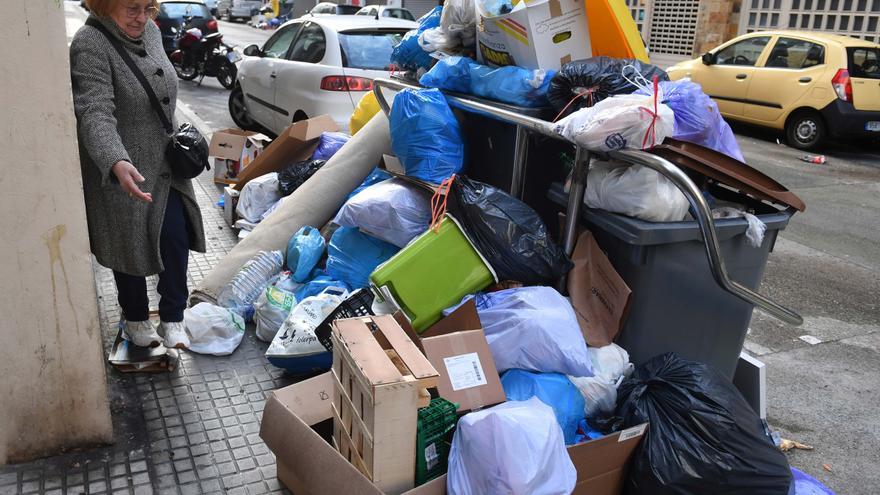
[114,189,190,322]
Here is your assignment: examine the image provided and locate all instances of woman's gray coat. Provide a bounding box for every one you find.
[70,15,206,277]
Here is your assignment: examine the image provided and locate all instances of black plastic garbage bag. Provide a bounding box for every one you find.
[548,57,669,117]
[448,176,572,285]
[278,159,326,196]
[617,353,792,495]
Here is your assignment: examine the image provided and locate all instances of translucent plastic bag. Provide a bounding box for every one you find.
[333,179,431,248]
[236,172,281,223]
[501,370,586,444]
[555,93,674,151]
[585,160,689,222]
[325,227,399,289]
[184,303,246,356]
[450,287,593,376]
[266,287,348,369]
[389,88,464,184]
[635,78,744,162]
[346,167,393,201]
[440,0,476,50]
[254,282,297,342]
[447,398,577,495]
[311,132,350,161]
[286,226,325,282]
[419,56,554,107]
[568,343,634,417]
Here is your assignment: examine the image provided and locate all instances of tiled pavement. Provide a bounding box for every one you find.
[0,167,296,494]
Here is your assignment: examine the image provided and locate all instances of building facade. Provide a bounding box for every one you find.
[739,0,880,43]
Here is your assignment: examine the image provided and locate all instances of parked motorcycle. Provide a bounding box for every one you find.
[169,20,240,89]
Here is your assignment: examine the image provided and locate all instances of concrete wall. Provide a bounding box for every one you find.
[0,1,112,464]
[694,0,742,55]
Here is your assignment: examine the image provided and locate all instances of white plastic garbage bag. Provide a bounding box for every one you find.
[332,178,431,248]
[713,206,767,248]
[447,397,577,495]
[237,172,281,223]
[568,343,633,417]
[265,287,348,358]
[450,287,593,376]
[440,0,476,50]
[254,284,297,342]
[585,160,690,222]
[184,303,246,356]
[555,94,674,152]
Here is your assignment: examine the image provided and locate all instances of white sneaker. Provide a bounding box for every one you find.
[160,321,190,349]
[123,320,162,348]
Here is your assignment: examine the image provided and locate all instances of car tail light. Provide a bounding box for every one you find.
[206,19,218,31]
[831,69,852,102]
[320,76,373,92]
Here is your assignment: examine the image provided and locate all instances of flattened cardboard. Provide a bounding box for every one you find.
[209,128,271,185]
[379,155,446,195]
[568,230,632,347]
[233,115,337,191]
[261,374,647,495]
[108,312,176,373]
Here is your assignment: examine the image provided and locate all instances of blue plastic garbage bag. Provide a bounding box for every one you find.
[788,468,834,495]
[420,56,556,107]
[325,227,399,289]
[447,287,593,376]
[311,132,350,161]
[293,270,349,301]
[501,370,586,445]
[390,6,442,71]
[390,88,464,183]
[635,78,744,162]
[347,167,393,200]
[286,226,325,282]
[573,419,606,443]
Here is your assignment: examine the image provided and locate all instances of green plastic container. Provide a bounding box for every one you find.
[415,398,459,485]
[370,215,496,332]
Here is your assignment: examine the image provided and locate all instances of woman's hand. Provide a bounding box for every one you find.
[112,160,153,203]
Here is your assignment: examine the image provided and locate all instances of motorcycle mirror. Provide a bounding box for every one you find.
[243,44,262,57]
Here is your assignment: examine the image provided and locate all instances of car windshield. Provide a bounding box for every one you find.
[848,47,880,79]
[160,2,210,17]
[338,31,405,70]
[337,5,361,14]
[382,9,414,20]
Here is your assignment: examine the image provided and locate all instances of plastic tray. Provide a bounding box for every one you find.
[415,398,459,485]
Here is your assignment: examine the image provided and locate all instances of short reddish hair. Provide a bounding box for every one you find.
[86,0,160,18]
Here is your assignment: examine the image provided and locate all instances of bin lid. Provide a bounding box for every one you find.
[651,139,806,212]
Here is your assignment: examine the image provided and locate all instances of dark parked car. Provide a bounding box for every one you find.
[156,0,218,53]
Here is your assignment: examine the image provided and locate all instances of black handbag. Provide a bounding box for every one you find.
[86,18,210,180]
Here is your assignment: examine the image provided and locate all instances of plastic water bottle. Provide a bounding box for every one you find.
[218,250,284,314]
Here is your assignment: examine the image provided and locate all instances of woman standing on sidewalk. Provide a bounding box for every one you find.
[70,0,206,349]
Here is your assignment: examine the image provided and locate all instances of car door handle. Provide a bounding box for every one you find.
[798,76,812,83]
[270,73,277,79]
[736,74,748,80]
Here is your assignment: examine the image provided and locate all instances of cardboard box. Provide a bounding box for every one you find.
[209,129,271,185]
[233,115,338,191]
[415,300,506,414]
[222,186,240,228]
[567,230,632,347]
[260,372,647,495]
[476,0,592,71]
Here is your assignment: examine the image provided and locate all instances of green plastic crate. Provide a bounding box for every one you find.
[370,215,497,333]
[416,398,459,485]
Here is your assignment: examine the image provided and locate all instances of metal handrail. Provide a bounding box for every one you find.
[372,78,803,326]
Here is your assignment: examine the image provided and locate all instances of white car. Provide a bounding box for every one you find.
[355,5,415,21]
[229,16,416,134]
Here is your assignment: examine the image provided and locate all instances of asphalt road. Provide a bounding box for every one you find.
[67,6,880,493]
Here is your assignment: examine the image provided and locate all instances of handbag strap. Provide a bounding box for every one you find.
[86,18,174,135]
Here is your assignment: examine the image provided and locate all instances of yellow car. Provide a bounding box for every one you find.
[667,31,880,150]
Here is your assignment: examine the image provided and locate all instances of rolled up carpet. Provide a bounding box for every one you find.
[189,112,391,306]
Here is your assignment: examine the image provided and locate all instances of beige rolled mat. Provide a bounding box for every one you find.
[189,112,391,305]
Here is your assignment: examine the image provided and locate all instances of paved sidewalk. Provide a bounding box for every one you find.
[0,167,294,495]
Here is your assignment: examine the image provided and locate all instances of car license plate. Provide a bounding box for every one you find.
[866,121,880,132]
[227,51,242,63]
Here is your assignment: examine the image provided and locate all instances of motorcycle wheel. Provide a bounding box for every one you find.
[217,61,237,90]
[174,62,199,81]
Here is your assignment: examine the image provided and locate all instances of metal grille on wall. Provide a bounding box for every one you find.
[625,0,652,42]
[743,0,880,43]
[648,0,700,56]
[402,0,440,18]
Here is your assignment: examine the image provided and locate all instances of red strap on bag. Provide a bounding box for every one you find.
[429,174,456,232]
[640,75,660,149]
[553,85,601,122]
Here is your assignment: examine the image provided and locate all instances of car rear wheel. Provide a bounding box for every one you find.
[229,86,259,131]
[785,110,826,151]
